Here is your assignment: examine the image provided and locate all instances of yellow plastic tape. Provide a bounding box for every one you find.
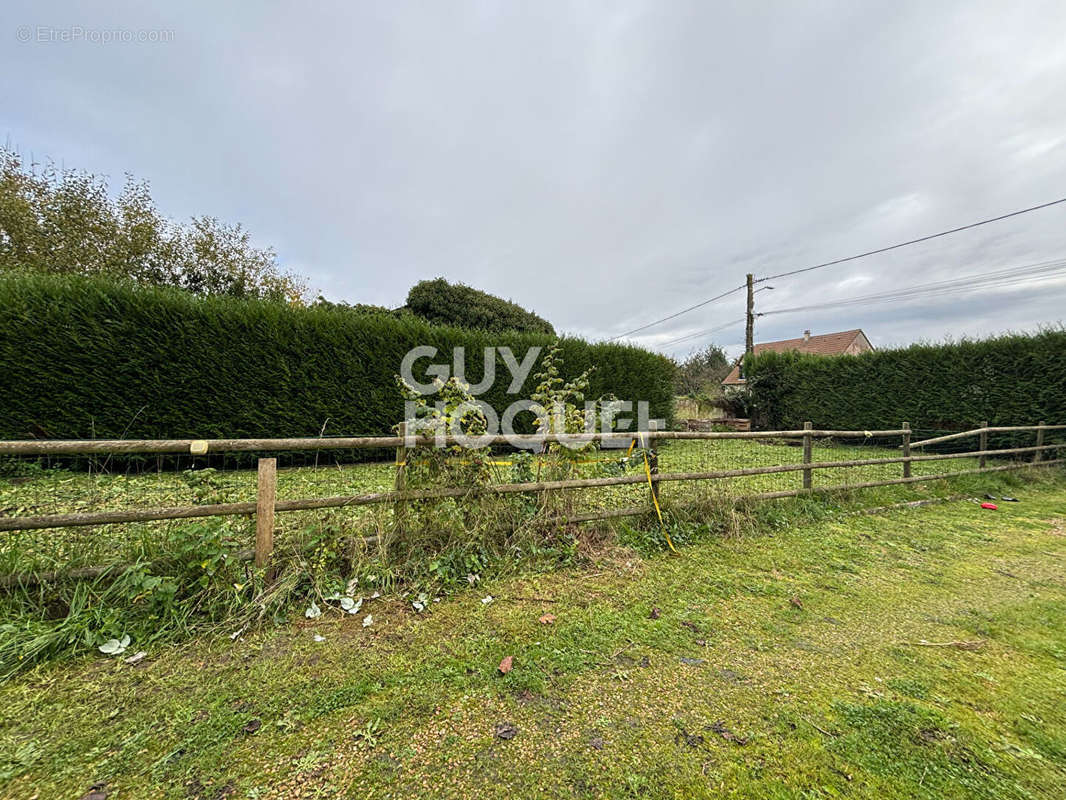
[642,448,677,553]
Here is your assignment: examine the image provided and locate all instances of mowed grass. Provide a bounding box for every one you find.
[0,437,989,573]
[1,470,1065,798]
[0,437,984,513]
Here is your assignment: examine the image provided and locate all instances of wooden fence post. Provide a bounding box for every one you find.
[802,421,813,490]
[901,422,911,479]
[979,421,988,469]
[647,421,661,511]
[649,448,660,509]
[255,457,276,568]
[1035,421,1045,463]
[394,421,408,532]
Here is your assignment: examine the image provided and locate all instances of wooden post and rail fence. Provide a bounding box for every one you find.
[0,423,1063,571]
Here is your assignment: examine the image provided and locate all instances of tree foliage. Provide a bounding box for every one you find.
[312,296,402,316]
[405,277,555,335]
[0,146,308,302]
[674,344,731,396]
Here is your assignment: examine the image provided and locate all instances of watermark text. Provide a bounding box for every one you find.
[16,25,175,44]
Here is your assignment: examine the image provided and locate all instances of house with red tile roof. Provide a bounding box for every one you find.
[721,328,873,386]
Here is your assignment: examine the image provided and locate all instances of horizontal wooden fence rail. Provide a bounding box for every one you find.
[1,440,1061,533]
[2,422,1057,584]
[1,422,1062,582]
[654,444,1062,483]
[5,456,1062,590]
[911,423,1066,449]
[0,428,912,457]
[513,460,1066,527]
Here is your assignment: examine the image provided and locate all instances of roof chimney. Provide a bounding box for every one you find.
[803,329,811,342]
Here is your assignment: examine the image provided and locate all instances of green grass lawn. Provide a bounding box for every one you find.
[1,470,1065,798]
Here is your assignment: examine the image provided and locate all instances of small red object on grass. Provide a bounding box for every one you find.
[980,502,998,510]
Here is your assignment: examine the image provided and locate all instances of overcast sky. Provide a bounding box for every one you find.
[4,0,1066,359]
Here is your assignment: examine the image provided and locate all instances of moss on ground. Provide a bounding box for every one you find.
[2,476,1065,798]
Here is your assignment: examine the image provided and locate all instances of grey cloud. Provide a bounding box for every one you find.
[3,0,1065,357]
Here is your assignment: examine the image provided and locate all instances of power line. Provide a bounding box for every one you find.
[609,196,1066,343]
[758,257,1066,317]
[658,318,746,348]
[661,286,772,349]
[761,259,1066,315]
[755,197,1066,284]
[667,258,1066,351]
[607,284,745,342]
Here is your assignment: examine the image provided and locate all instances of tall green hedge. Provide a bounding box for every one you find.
[0,274,673,443]
[744,330,1066,432]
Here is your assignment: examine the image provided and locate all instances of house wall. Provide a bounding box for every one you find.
[676,396,726,419]
[844,332,874,355]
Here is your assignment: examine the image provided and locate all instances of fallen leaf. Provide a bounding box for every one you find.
[123,651,147,665]
[709,720,748,745]
[340,596,363,614]
[98,635,130,656]
[789,596,804,609]
[538,613,556,625]
[243,719,262,734]
[498,655,514,674]
[495,722,518,740]
[674,727,705,748]
[362,614,374,628]
[649,607,661,620]
[79,784,108,800]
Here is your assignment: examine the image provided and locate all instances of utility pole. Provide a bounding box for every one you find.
[745,273,754,356]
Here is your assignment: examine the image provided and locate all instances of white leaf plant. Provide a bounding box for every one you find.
[98,634,131,656]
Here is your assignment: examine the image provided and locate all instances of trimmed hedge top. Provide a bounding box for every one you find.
[0,273,673,442]
[744,329,1066,432]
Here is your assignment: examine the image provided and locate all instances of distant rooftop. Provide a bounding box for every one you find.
[722,328,872,385]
